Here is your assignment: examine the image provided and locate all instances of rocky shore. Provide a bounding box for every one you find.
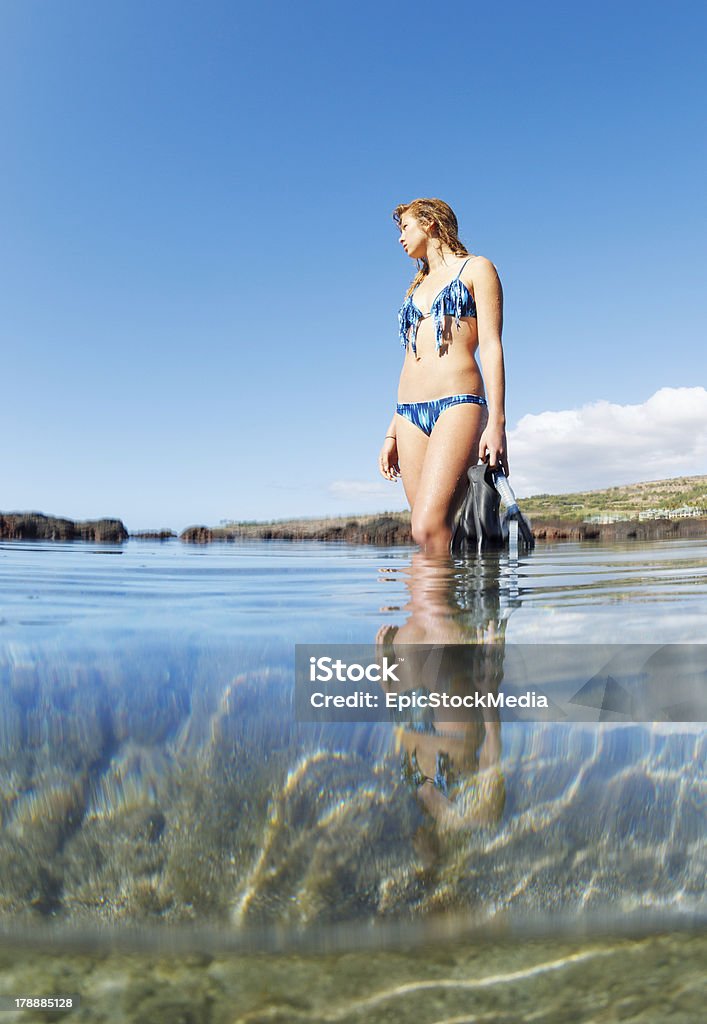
[0,512,128,543]
[2,510,705,546]
[179,515,412,545]
[179,514,707,545]
[531,516,707,543]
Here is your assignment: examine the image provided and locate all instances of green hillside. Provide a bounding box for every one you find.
[519,474,707,521]
[219,475,707,531]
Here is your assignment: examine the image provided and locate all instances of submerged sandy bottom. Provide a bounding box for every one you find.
[0,928,704,1023]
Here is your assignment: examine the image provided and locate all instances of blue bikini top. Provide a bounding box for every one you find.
[398,256,477,354]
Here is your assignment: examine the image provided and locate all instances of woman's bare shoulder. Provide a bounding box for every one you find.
[464,254,499,278]
[460,255,501,295]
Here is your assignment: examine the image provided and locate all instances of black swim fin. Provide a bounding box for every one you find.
[451,478,478,554]
[470,463,505,548]
[451,463,504,555]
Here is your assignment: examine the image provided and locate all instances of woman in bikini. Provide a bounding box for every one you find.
[379,198,508,555]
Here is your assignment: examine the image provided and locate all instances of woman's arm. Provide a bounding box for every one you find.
[471,258,509,475]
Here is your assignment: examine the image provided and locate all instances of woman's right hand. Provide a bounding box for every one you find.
[379,436,400,481]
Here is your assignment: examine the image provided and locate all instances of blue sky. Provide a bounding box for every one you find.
[1,0,705,531]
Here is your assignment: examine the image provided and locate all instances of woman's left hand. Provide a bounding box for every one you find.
[478,424,509,475]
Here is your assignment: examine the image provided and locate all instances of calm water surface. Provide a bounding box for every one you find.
[0,538,705,1022]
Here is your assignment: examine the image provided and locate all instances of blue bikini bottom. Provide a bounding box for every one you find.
[396,394,487,436]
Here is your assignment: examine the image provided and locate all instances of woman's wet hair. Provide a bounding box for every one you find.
[393,198,470,296]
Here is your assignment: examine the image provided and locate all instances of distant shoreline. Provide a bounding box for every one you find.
[3,469,706,548]
[178,471,707,544]
[1,513,704,545]
[178,514,707,545]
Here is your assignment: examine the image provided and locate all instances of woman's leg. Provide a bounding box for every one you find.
[408,404,487,555]
[395,412,430,510]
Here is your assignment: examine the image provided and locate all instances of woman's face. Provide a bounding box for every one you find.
[398,211,430,259]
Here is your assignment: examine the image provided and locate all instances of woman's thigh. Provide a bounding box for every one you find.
[395,412,429,508]
[412,403,486,528]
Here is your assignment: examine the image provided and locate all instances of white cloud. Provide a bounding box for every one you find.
[509,387,707,496]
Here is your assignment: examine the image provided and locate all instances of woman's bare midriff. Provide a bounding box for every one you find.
[397,318,484,403]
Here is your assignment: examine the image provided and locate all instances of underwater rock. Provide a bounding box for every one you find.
[7,774,87,837]
[0,835,65,916]
[110,678,191,746]
[84,745,175,821]
[155,671,298,921]
[61,746,176,920]
[229,751,417,927]
[62,802,171,921]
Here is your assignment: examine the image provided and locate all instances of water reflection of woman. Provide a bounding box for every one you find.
[377,553,508,857]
